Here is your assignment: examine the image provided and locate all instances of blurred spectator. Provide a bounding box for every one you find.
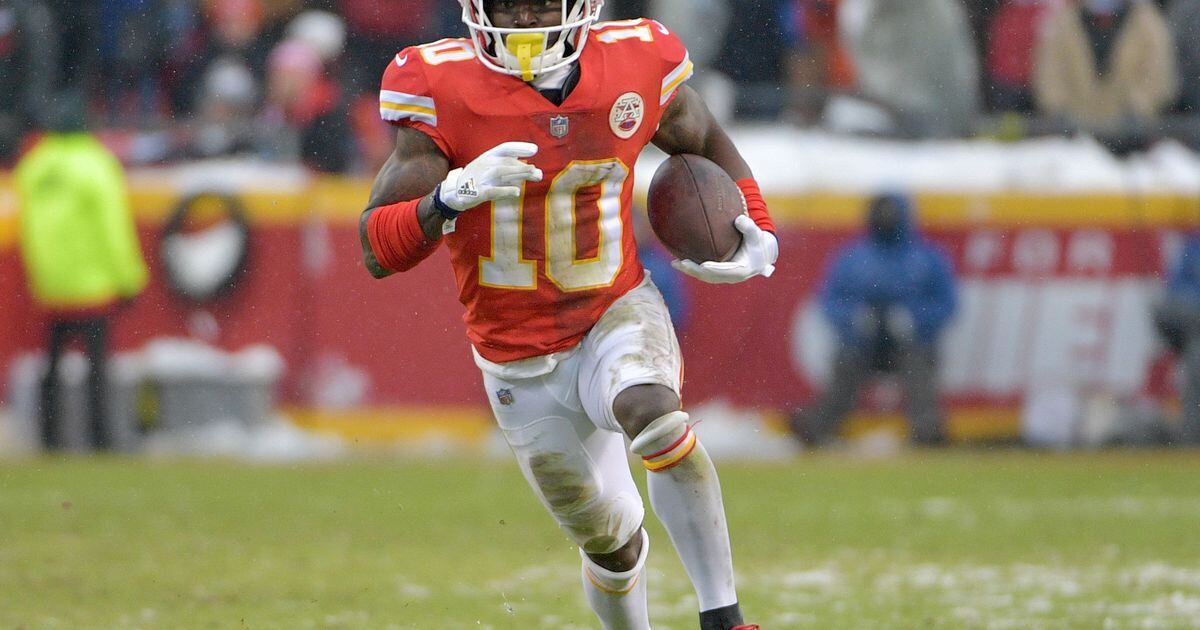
[787,0,855,124]
[260,37,351,172]
[15,97,148,451]
[99,0,171,124]
[1033,0,1177,130]
[336,1,434,173]
[0,0,57,162]
[651,0,729,72]
[287,8,347,64]
[1169,0,1200,113]
[161,0,212,116]
[649,0,732,118]
[1153,235,1200,445]
[791,193,958,447]
[839,0,981,138]
[338,0,435,97]
[348,91,391,173]
[714,0,796,120]
[189,57,261,159]
[964,0,1004,63]
[606,0,649,17]
[434,1,467,35]
[44,0,101,95]
[986,0,1060,113]
[650,0,729,68]
[169,0,273,117]
[0,0,100,157]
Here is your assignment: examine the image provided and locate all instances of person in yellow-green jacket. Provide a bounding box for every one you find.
[16,98,148,451]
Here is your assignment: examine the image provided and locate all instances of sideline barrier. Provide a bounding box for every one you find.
[2,170,1196,442]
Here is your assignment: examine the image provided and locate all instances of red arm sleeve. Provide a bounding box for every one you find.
[367,199,442,273]
[737,179,777,235]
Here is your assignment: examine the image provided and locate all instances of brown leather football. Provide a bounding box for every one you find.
[646,154,743,263]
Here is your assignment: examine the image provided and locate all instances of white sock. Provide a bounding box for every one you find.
[632,412,738,612]
[580,529,651,630]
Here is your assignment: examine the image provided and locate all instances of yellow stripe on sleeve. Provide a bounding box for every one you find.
[660,61,694,103]
[380,102,437,117]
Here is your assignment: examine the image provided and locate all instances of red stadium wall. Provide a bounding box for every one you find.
[1,178,1194,436]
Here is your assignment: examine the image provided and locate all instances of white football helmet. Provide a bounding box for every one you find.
[458,0,604,82]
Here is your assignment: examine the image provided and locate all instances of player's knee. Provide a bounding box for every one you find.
[612,384,680,438]
[628,410,699,472]
[522,447,644,556]
[584,527,645,574]
[558,490,644,556]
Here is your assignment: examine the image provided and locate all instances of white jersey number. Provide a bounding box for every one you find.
[480,159,629,292]
[418,40,475,65]
[595,23,655,44]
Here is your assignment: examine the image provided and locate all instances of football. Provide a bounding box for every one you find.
[646,154,744,263]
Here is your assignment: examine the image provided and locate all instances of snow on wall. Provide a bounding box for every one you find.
[635,129,1200,195]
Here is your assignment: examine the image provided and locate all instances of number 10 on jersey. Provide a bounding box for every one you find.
[480,159,629,292]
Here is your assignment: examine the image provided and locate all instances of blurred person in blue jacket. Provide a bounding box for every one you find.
[792,192,958,447]
[1154,235,1200,445]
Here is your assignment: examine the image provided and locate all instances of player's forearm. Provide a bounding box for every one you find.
[369,129,452,237]
[361,172,443,278]
[365,188,442,243]
[696,124,774,234]
[363,197,444,276]
[654,86,754,182]
[359,209,396,278]
[367,185,444,241]
[698,126,753,183]
[413,194,443,241]
[361,133,453,276]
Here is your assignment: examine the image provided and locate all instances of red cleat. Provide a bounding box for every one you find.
[731,626,760,630]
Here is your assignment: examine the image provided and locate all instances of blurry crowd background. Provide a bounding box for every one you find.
[1,0,1198,174]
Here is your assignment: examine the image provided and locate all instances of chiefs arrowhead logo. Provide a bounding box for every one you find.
[610,92,645,140]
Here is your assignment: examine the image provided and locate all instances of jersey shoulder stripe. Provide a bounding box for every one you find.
[380,89,437,126]
[660,51,693,105]
[379,49,440,126]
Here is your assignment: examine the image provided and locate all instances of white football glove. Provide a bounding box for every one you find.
[671,215,778,284]
[437,141,543,214]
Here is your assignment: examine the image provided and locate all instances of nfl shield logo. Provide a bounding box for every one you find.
[549,115,569,138]
[496,388,515,406]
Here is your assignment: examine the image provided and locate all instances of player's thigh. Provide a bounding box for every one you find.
[482,366,644,554]
[578,276,683,433]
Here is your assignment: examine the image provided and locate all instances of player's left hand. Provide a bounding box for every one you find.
[437,142,544,214]
[671,215,778,284]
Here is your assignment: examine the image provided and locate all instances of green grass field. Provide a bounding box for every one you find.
[2,451,1199,629]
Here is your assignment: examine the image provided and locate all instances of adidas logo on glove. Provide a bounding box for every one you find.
[457,179,480,199]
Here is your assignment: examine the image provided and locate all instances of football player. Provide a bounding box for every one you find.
[360,1,777,628]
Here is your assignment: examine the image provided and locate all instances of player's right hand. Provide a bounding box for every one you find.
[437,142,543,214]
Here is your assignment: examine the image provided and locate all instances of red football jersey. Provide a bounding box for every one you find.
[379,19,694,363]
